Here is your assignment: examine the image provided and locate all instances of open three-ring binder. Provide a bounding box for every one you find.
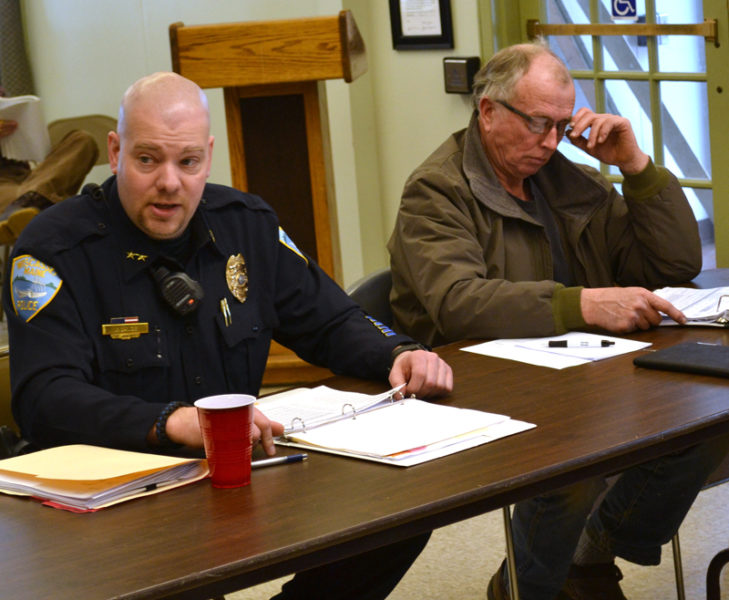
[653,286,729,327]
[257,385,534,467]
[259,385,405,435]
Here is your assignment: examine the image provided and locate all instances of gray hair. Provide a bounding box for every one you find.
[471,40,572,109]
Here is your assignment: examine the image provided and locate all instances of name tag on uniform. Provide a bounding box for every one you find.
[102,316,149,340]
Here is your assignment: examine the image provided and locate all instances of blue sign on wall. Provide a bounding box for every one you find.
[612,0,637,20]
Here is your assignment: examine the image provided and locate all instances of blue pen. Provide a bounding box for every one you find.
[252,453,308,469]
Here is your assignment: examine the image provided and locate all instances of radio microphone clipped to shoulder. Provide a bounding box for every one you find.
[152,265,204,316]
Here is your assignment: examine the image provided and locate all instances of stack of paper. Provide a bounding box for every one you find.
[653,286,729,327]
[0,445,209,512]
[0,95,51,162]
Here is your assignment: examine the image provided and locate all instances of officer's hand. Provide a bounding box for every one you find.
[567,108,649,175]
[158,405,284,456]
[580,287,686,332]
[389,349,453,399]
[252,408,284,456]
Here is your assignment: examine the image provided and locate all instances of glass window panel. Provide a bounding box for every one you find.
[686,188,714,266]
[657,36,705,73]
[573,78,596,113]
[655,2,705,73]
[601,34,647,72]
[550,35,593,71]
[604,80,652,176]
[661,81,710,180]
[546,0,592,69]
[687,187,712,222]
[546,0,588,24]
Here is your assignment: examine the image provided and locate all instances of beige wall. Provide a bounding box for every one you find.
[344,0,482,275]
[21,0,485,286]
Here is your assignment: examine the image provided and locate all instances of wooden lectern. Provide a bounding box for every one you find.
[169,11,366,385]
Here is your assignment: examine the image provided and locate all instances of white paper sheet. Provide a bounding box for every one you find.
[653,286,729,326]
[461,332,651,369]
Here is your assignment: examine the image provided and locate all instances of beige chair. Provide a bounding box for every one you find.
[47,114,116,166]
[0,344,21,457]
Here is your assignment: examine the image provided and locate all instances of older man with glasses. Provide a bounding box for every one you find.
[388,41,729,599]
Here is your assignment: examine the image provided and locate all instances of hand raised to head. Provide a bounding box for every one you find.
[567,108,649,175]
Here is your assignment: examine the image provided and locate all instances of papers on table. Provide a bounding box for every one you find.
[259,387,535,466]
[0,445,209,512]
[257,384,402,434]
[653,286,729,327]
[462,332,651,369]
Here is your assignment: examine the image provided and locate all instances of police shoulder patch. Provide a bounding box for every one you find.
[278,227,308,264]
[11,254,63,322]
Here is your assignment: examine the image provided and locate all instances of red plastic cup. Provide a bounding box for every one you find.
[194,394,255,488]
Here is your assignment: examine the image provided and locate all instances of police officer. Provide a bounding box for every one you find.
[3,72,453,599]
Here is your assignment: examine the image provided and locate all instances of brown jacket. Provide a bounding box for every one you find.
[387,114,701,346]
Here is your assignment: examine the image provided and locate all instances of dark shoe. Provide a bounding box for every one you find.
[560,562,628,600]
[487,561,509,600]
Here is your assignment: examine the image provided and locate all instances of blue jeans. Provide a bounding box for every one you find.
[509,434,729,600]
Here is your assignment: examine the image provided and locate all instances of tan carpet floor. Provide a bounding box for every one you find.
[229,481,729,599]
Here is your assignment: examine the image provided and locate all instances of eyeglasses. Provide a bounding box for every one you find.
[495,99,572,139]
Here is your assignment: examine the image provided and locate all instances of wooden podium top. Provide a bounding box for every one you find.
[170,10,367,89]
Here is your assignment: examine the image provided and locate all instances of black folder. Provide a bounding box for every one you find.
[633,342,729,378]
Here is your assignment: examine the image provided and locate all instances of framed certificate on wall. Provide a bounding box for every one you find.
[389,0,454,50]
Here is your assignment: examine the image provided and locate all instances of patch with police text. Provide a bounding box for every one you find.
[11,254,63,322]
[279,227,308,264]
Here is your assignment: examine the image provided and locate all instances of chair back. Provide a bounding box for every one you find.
[0,345,22,457]
[346,267,393,327]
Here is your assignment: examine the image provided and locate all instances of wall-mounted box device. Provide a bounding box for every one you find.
[443,56,481,94]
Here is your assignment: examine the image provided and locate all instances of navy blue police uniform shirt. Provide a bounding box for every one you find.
[3,177,413,450]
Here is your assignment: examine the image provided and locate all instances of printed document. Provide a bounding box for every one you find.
[462,332,651,369]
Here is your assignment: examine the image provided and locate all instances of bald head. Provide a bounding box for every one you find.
[118,72,210,140]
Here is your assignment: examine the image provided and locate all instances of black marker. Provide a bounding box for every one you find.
[548,340,615,348]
